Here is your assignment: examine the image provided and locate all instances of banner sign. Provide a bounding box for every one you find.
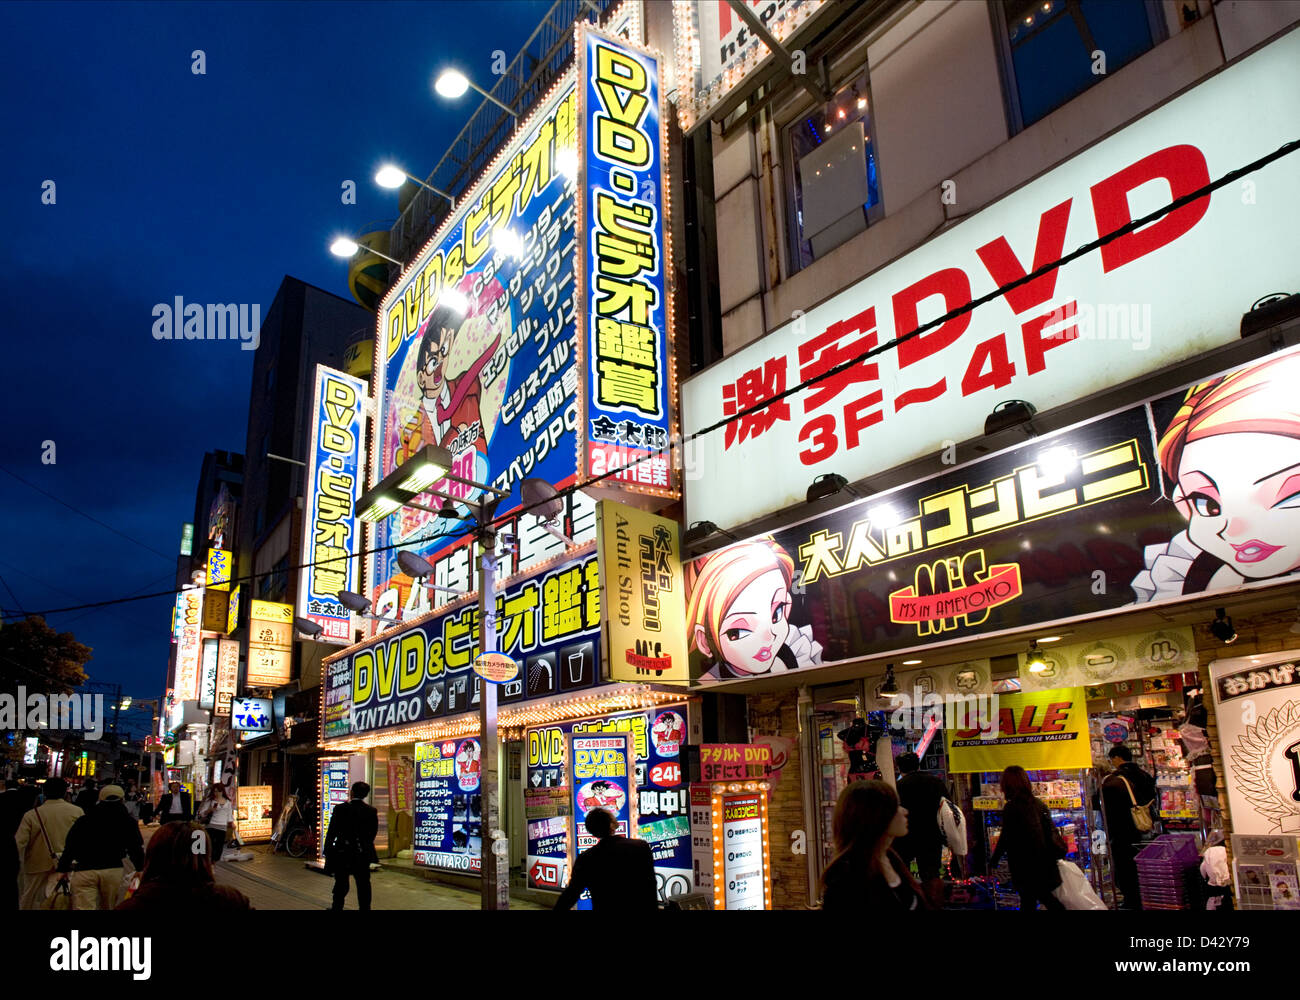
[680,31,1300,531]
[299,365,366,644]
[214,638,239,717]
[322,552,601,740]
[370,76,587,624]
[199,638,219,710]
[684,348,1300,684]
[525,706,691,900]
[414,738,483,872]
[1210,653,1300,836]
[1017,627,1199,691]
[237,785,273,842]
[320,757,351,860]
[700,743,772,783]
[247,600,293,687]
[201,589,229,634]
[596,499,689,683]
[231,697,273,733]
[671,1,831,132]
[578,27,675,494]
[227,583,241,635]
[172,592,185,642]
[387,758,414,813]
[206,547,231,591]
[175,589,203,702]
[945,686,1091,773]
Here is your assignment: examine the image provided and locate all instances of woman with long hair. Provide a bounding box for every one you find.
[988,766,1065,911]
[820,780,928,911]
[197,781,234,862]
[116,821,250,912]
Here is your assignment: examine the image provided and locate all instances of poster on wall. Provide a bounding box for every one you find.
[1209,653,1300,836]
[237,785,274,842]
[414,738,483,872]
[945,686,1092,774]
[370,76,588,625]
[319,758,351,860]
[680,32,1300,532]
[525,706,691,899]
[299,365,366,644]
[683,349,1300,687]
[596,500,689,683]
[321,551,601,742]
[578,27,676,494]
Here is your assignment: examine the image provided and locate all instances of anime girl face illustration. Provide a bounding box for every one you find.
[686,540,810,679]
[1157,353,1300,590]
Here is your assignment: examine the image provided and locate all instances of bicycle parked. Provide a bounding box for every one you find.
[270,792,316,858]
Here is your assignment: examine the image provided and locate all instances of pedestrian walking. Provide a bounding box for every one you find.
[988,766,1065,911]
[73,778,98,815]
[14,777,83,910]
[1101,744,1158,910]
[554,808,658,912]
[123,781,141,821]
[821,779,929,911]
[3,783,40,910]
[116,821,251,912]
[323,781,378,911]
[156,781,193,824]
[196,782,234,861]
[57,784,145,910]
[893,751,949,907]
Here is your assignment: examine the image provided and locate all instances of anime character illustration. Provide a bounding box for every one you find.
[578,780,625,814]
[393,276,511,476]
[651,711,684,755]
[686,539,823,682]
[1132,353,1300,603]
[456,739,481,792]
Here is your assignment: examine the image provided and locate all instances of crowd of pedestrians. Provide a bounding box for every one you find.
[4,775,250,912]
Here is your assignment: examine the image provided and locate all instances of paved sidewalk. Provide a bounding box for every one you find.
[212,845,548,910]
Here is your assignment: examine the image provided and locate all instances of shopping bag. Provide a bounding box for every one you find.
[938,798,968,856]
[1052,860,1106,910]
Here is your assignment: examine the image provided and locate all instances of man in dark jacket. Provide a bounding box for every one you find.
[324,781,379,911]
[156,782,192,824]
[555,808,658,912]
[73,778,98,815]
[1101,745,1158,910]
[893,752,949,907]
[58,784,145,910]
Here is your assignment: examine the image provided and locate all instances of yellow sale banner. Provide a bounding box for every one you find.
[945,685,1091,773]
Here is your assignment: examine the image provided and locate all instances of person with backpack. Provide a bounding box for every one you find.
[892,752,949,907]
[323,782,379,911]
[14,777,83,909]
[1101,744,1158,910]
[988,766,1065,911]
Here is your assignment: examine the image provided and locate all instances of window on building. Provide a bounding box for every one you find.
[785,71,882,274]
[997,0,1163,129]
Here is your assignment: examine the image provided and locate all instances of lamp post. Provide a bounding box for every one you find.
[374,164,455,204]
[357,444,514,909]
[329,236,405,267]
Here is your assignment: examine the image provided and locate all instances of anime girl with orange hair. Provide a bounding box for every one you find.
[1132,352,1300,602]
[685,539,823,681]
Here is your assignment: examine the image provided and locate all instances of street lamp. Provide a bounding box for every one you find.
[330,236,405,267]
[374,163,455,205]
[433,67,517,124]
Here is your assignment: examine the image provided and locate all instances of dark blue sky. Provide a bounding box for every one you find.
[0,0,548,723]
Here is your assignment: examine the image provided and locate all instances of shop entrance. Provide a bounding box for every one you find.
[809,683,869,873]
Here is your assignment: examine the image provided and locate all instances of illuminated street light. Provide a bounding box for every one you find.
[433,67,517,123]
[330,236,404,267]
[374,163,454,204]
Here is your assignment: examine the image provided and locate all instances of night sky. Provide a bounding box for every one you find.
[0,0,548,728]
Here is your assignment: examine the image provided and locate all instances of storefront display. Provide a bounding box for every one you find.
[414,737,483,872]
[319,758,350,859]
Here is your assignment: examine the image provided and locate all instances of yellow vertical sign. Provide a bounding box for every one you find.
[596,499,689,684]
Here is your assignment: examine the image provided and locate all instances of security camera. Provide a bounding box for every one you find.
[500,532,519,553]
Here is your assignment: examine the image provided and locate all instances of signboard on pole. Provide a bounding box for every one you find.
[214,638,239,717]
[247,600,293,687]
[175,589,203,702]
[596,499,689,684]
[198,638,219,710]
[299,365,366,644]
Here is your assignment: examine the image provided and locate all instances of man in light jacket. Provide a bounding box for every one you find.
[15,777,83,909]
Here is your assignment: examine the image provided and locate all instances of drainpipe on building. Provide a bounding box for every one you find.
[797,685,819,907]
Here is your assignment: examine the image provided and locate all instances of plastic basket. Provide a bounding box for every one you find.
[1135,834,1198,867]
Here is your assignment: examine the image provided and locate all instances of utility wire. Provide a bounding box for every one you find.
[6,138,1298,619]
[0,569,26,616]
[0,464,175,562]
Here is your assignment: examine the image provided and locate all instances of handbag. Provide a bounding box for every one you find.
[1118,775,1156,832]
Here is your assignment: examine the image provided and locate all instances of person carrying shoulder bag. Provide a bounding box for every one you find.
[14,777,83,910]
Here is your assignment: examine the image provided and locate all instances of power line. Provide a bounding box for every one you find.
[0,464,175,562]
[5,138,1298,619]
[0,569,26,617]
